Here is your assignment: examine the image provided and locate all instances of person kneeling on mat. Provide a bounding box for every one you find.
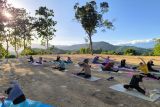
[124,74,149,95]
[77,59,91,79]
[0,81,26,105]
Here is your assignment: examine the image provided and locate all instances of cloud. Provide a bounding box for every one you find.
[114,39,154,45]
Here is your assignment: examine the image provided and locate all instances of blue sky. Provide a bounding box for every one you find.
[8,0,160,45]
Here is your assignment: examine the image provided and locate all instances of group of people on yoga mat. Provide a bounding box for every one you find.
[91,56,160,96]
[28,56,43,64]
[28,55,160,96]
[52,56,73,71]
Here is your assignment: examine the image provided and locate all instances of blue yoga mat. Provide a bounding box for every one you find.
[0,99,54,107]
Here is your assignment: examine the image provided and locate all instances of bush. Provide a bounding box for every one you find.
[153,43,160,56]
[6,55,16,58]
[101,50,117,55]
[21,47,37,55]
[124,48,136,55]
[0,44,7,58]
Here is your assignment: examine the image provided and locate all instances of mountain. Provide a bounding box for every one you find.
[56,41,117,50]
[56,41,151,54]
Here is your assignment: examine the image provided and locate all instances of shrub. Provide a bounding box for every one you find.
[6,55,16,58]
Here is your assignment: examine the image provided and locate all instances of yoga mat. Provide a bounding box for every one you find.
[72,74,101,82]
[0,99,54,107]
[32,62,42,66]
[110,84,160,102]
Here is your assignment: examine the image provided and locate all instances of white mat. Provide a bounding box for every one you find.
[150,72,160,75]
[110,84,160,102]
[72,74,101,82]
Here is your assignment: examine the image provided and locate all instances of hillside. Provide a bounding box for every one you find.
[56,41,151,54]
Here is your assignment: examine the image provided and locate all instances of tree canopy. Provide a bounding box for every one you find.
[74,1,113,55]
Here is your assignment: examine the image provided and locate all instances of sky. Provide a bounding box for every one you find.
[7,0,160,46]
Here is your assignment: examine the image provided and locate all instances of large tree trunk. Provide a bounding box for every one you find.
[88,35,93,55]
[14,37,18,58]
[24,38,26,50]
[6,40,9,57]
[14,45,18,58]
[46,39,49,49]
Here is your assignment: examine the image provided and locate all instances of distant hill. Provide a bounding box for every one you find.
[56,41,117,50]
[56,41,152,54]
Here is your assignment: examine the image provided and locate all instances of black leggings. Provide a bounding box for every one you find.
[13,94,26,105]
[149,68,159,72]
[124,84,145,95]
[77,73,91,78]
[53,67,65,71]
[141,73,159,80]
[101,67,118,72]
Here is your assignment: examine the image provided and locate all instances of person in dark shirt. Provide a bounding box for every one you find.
[147,60,159,72]
[124,74,146,95]
[120,59,126,68]
[28,56,34,63]
[92,56,101,64]
[55,56,61,62]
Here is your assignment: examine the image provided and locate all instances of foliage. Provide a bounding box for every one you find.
[0,43,7,58]
[35,6,57,49]
[21,47,36,55]
[5,54,16,58]
[101,50,117,55]
[124,48,136,55]
[74,1,113,54]
[153,43,160,56]
[79,48,90,54]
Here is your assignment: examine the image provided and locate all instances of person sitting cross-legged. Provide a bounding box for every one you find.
[28,56,34,63]
[76,59,91,79]
[64,57,73,64]
[52,60,66,71]
[147,60,159,72]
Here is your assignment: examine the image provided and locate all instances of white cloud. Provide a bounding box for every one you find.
[114,39,154,45]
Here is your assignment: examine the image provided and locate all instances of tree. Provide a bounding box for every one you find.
[18,12,35,50]
[0,0,7,32]
[74,1,113,55]
[124,48,136,55]
[9,7,25,57]
[153,38,160,56]
[0,43,7,58]
[35,6,57,49]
